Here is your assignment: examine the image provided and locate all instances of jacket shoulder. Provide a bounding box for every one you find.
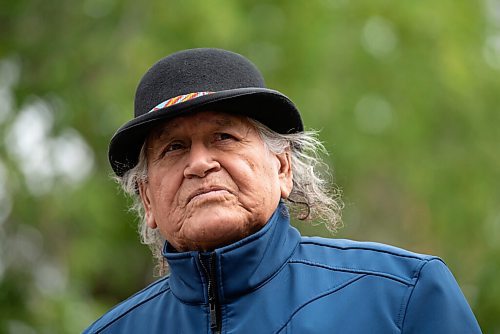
[294,237,442,285]
[83,276,171,333]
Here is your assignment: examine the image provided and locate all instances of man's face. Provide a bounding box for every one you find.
[138,111,293,252]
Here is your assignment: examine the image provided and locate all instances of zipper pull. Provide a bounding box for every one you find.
[209,300,218,330]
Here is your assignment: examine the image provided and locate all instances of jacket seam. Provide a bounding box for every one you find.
[90,287,172,333]
[398,258,440,333]
[274,274,367,333]
[300,240,435,261]
[289,259,414,285]
[223,240,301,302]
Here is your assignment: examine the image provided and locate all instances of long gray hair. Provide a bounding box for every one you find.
[116,118,343,275]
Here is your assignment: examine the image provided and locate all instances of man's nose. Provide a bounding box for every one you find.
[183,143,220,178]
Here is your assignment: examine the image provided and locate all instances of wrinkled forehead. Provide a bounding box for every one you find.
[147,110,254,142]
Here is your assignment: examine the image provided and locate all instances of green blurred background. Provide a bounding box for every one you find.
[1,0,499,332]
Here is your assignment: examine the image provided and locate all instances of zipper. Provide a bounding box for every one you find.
[199,252,221,334]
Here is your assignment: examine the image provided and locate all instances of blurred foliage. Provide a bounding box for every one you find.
[0,0,499,332]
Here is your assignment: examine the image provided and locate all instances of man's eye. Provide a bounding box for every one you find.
[215,133,235,141]
[164,142,184,153]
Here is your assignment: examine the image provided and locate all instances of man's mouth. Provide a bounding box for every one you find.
[187,187,231,203]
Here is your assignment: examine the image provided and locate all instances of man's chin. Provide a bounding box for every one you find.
[180,214,255,250]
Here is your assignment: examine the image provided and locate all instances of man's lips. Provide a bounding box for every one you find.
[187,187,231,203]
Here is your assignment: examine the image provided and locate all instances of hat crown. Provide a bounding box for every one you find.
[134,48,266,118]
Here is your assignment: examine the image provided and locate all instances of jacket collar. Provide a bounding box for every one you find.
[163,203,301,303]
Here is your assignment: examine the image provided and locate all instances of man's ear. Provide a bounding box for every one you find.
[138,180,157,229]
[276,151,293,199]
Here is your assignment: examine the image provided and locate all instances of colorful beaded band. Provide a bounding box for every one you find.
[149,92,214,113]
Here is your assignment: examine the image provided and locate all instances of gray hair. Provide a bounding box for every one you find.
[116,119,343,275]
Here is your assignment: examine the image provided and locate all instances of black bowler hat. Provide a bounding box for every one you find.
[108,48,303,176]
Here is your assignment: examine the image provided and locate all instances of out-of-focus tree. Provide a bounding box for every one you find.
[0,0,498,332]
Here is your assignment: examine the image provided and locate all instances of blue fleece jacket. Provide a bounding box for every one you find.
[83,204,482,333]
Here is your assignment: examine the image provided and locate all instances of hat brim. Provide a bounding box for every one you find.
[108,87,303,176]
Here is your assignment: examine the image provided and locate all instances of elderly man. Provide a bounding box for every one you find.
[84,48,481,333]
